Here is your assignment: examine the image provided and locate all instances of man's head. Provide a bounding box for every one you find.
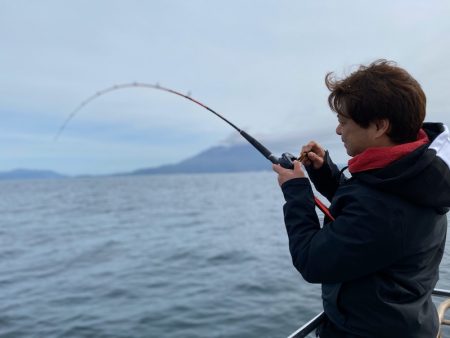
[325,59,426,156]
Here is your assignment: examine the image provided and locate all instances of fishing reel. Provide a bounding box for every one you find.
[277,152,297,169]
[274,151,310,169]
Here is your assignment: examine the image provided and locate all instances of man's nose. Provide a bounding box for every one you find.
[336,124,342,135]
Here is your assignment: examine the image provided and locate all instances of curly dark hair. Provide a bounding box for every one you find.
[325,59,426,143]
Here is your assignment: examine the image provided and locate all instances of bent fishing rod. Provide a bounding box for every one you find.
[55,82,333,219]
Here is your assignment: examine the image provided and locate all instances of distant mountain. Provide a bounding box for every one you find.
[0,169,66,180]
[0,143,284,180]
[129,143,272,175]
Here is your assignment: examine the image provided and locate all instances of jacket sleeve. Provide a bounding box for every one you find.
[281,178,404,284]
[305,151,345,202]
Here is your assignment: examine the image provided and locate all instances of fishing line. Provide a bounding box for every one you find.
[55,82,332,218]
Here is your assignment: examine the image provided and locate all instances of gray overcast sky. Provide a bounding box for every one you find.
[1,0,449,174]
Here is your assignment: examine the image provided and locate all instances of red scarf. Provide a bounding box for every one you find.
[348,129,429,174]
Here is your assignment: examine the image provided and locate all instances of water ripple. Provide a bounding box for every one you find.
[0,173,447,338]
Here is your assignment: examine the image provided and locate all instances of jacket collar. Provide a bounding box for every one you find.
[348,129,429,174]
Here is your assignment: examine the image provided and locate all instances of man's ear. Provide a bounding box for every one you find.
[374,118,391,138]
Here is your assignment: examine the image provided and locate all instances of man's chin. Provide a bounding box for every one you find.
[343,144,352,156]
[345,148,355,157]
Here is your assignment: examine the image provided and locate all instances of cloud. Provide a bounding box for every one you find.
[0,0,449,173]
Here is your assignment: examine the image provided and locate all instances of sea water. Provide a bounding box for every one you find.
[0,172,449,338]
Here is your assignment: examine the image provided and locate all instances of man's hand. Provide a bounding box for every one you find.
[272,161,305,186]
[301,141,326,169]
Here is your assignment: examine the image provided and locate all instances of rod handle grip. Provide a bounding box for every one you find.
[240,130,277,163]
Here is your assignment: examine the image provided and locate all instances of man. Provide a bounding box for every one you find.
[273,60,450,337]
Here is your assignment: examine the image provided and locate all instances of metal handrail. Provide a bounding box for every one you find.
[287,311,325,338]
[433,289,450,298]
[287,288,450,338]
[436,289,450,338]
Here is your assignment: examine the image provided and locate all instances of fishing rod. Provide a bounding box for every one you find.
[55,82,333,219]
[55,82,297,166]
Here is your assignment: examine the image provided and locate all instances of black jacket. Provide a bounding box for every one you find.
[281,122,450,337]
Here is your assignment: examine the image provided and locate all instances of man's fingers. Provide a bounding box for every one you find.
[302,141,317,152]
[307,152,325,169]
[273,160,306,186]
[307,152,321,161]
[300,140,326,166]
[301,143,313,154]
[293,160,302,172]
[301,141,322,157]
[272,163,282,173]
[272,163,290,174]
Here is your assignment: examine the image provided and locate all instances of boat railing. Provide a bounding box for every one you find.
[287,288,450,338]
[436,288,450,338]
